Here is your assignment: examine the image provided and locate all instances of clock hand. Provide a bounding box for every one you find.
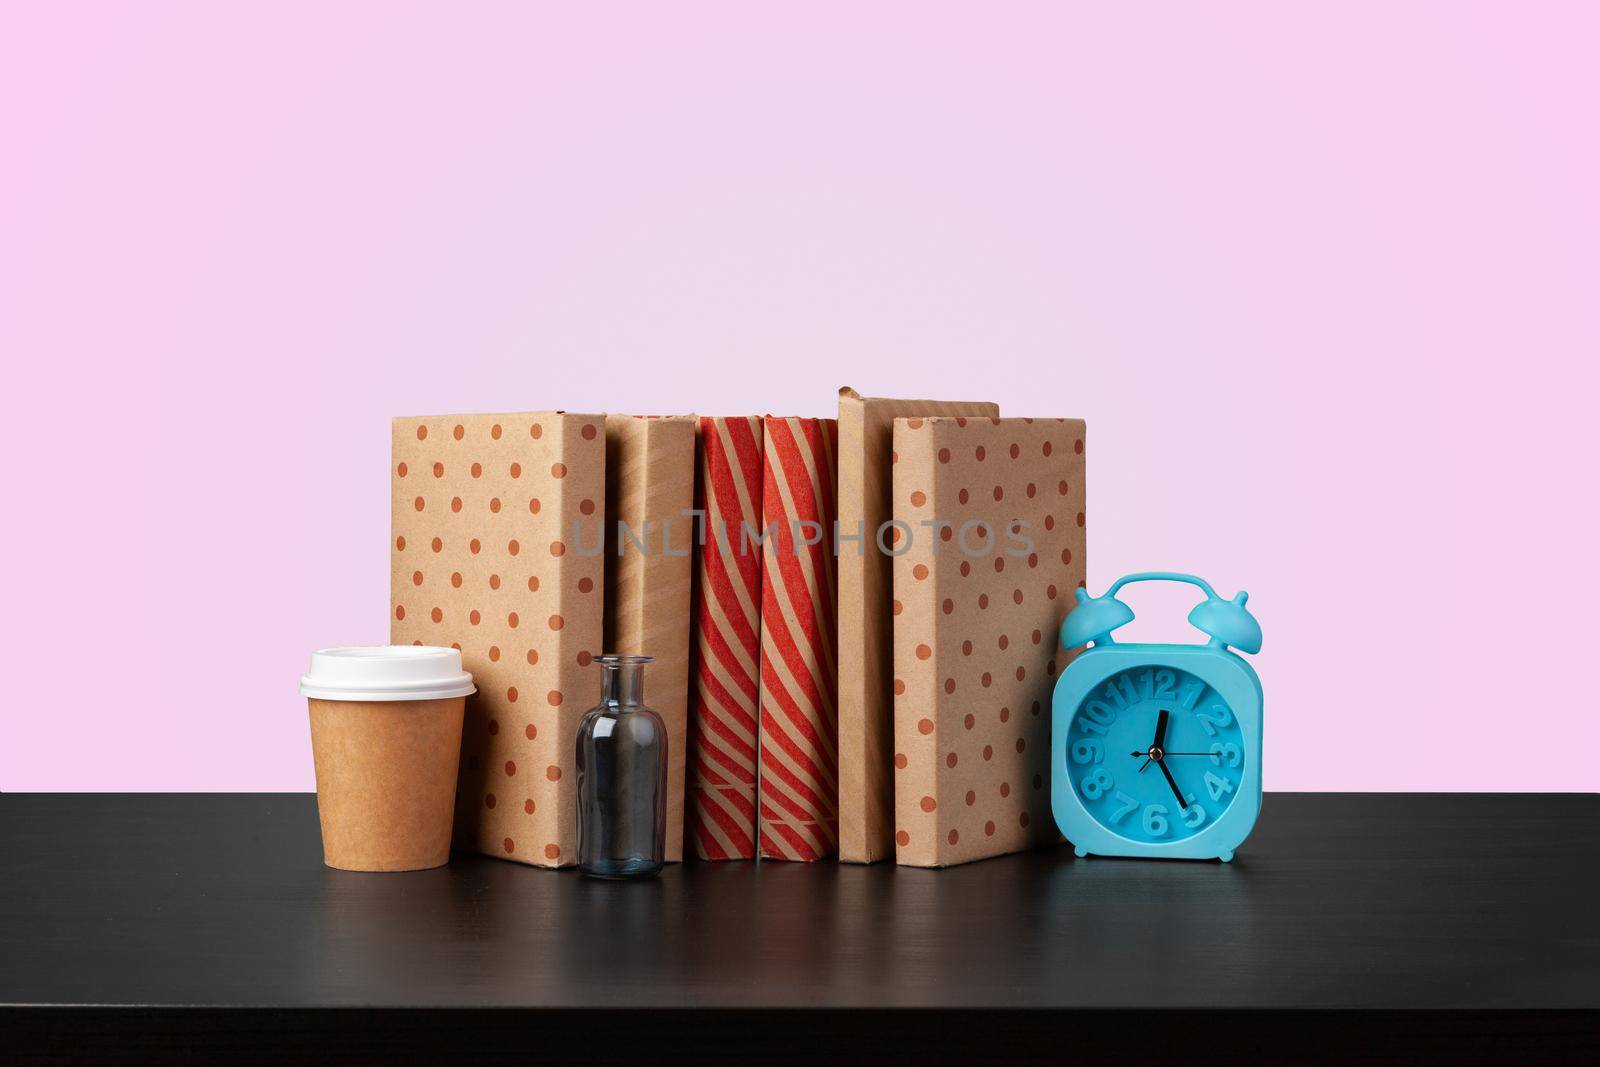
[1155,756,1188,811]
[1138,708,1170,774]
[1128,751,1221,757]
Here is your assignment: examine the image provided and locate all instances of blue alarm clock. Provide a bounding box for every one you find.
[1051,572,1262,861]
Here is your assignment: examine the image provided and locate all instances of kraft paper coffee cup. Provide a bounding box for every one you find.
[300,646,475,872]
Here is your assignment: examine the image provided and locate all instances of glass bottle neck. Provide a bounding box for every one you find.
[598,662,646,707]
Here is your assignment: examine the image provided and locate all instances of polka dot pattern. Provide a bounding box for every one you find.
[391,413,605,869]
[889,416,1085,866]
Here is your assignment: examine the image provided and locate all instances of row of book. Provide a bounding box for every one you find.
[389,389,1085,868]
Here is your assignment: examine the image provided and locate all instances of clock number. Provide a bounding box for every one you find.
[1075,716,1107,737]
[1152,669,1176,699]
[1081,700,1116,725]
[1080,768,1114,801]
[1114,674,1139,706]
[1102,680,1128,710]
[1110,790,1139,824]
[1178,680,1205,711]
[1070,738,1104,765]
[1195,704,1234,737]
[1180,795,1207,829]
[1204,771,1234,802]
[1142,804,1170,837]
[1209,742,1241,768]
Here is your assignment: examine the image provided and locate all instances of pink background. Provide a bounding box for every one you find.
[2,3,1595,792]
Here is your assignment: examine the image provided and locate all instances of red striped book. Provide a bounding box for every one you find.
[687,417,765,860]
[757,416,840,861]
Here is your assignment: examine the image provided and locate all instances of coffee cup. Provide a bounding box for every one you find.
[300,646,475,872]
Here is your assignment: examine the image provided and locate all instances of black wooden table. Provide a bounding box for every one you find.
[2,793,1597,1063]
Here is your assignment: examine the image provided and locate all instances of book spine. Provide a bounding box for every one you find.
[686,417,764,860]
[889,418,946,867]
[834,393,875,863]
[756,416,840,861]
[603,415,697,862]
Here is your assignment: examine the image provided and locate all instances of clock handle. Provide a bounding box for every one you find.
[1105,571,1220,601]
[1062,572,1262,654]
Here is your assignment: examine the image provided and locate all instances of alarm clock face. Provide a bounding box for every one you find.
[1065,666,1245,844]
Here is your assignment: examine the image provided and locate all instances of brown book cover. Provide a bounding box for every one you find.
[391,412,605,867]
[890,416,1086,867]
[835,387,1000,863]
[603,414,697,862]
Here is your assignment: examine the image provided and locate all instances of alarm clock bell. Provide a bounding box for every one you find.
[1063,573,1261,654]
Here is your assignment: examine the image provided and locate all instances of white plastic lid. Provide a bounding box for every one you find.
[299,646,477,702]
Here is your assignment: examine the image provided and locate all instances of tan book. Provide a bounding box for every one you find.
[391,412,606,867]
[835,388,999,863]
[890,415,1086,867]
[603,414,697,862]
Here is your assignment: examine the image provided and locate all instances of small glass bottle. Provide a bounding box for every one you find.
[576,655,667,879]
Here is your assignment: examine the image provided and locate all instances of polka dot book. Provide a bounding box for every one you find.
[390,412,606,868]
[890,416,1087,867]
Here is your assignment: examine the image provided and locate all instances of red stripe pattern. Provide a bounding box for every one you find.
[757,417,840,861]
[687,417,765,860]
